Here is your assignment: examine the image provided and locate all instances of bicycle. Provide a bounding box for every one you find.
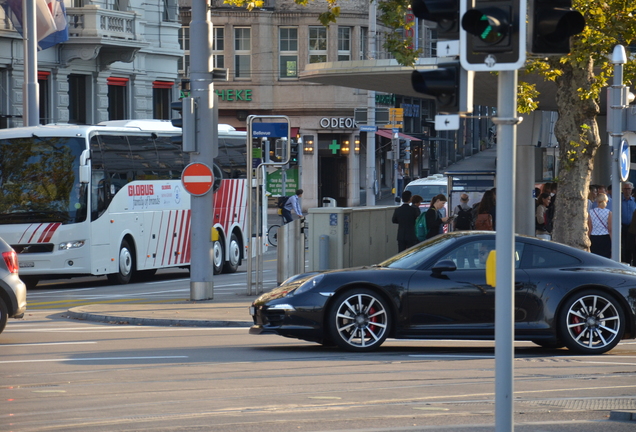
[267,223,281,247]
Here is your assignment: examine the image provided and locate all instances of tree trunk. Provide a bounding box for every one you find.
[551,58,601,251]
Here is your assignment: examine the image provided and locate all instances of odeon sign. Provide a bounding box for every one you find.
[320,117,357,129]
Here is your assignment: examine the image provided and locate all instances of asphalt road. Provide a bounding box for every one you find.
[3,250,636,431]
[3,311,636,432]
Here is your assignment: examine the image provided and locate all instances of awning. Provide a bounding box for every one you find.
[374,129,422,141]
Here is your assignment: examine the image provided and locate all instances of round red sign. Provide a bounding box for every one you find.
[181,162,214,196]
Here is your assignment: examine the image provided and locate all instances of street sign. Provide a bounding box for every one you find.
[620,138,630,182]
[359,125,377,132]
[251,122,289,138]
[182,162,214,196]
[435,114,460,130]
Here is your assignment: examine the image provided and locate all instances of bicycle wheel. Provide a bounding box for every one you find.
[267,224,280,247]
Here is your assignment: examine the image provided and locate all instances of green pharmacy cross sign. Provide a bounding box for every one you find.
[329,140,340,154]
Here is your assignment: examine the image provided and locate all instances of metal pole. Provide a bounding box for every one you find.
[189,0,215,300]
[393,132,399,202]
[493,70,519,432]
[366,1,377,206]
[23,0,39,126]
[609,45,627,262]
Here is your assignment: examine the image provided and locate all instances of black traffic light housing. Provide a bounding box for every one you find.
[411,62,473,114]
[170,97,196,151]
[528,0,585,55]
[411,0,460,40]
[289,140,299,166]
[460,0,525,71]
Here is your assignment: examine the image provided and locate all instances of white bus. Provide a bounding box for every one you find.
[0,120,248,288]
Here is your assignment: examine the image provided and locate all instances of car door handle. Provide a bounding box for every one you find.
[514,282,525,290]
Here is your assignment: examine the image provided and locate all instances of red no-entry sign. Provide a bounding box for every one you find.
[181,162,214,196]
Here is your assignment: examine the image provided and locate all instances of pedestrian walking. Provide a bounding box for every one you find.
[589,193,612,258]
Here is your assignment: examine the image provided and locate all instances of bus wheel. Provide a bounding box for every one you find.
[223,233,241,274]
[213,238,224,275]
[107,239,134,284]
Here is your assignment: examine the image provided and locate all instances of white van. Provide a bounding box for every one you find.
[403,174,448,207]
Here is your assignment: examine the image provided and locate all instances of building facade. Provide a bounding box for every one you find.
[0,0,182,128]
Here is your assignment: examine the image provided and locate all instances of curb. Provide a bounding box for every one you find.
[65,309,252,328]
[610,411,636,422]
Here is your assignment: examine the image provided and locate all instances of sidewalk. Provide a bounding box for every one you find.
[66,298,254,327]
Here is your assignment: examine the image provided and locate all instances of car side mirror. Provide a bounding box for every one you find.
[431,259,457,275]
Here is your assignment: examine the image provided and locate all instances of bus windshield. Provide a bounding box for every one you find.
[0,136,87,224]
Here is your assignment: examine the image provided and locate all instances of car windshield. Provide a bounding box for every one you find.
[379,235,458,270]
[0,136,87,224]
[404,184,447,202]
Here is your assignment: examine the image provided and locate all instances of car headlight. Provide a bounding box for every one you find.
[293,274,325,296]
[59,240,85,250]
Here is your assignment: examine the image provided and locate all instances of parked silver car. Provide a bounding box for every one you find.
[0,236,26,334]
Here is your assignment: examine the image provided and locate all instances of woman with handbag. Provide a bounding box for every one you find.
[588,193,612,258]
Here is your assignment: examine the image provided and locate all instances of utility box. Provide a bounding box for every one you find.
[307,206,398,271]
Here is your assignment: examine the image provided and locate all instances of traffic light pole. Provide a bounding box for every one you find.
[609,45,629,262]
[188,0,217,300]
[494,70,520,432]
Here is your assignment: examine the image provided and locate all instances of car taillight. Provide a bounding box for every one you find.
[2,250,19,274]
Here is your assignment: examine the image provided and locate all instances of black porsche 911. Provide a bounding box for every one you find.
[250,232,636,354]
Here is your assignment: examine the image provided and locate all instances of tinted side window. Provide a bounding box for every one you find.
[524,244,581,269]
[155,135,187,179]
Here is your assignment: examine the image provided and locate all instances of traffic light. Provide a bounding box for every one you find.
[411,0,460,40]
[528,0,585,55]
[411,62,474,114]
[289,140,299,166]
[399,142,411,161]
[170,97,196,151]
[460,0,526,71]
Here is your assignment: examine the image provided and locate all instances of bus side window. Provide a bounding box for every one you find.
[155,135,186,179]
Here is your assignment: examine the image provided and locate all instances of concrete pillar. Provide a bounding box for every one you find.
[515,111,542,236]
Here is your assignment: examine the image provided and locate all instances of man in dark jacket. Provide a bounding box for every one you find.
[392,190,420,252]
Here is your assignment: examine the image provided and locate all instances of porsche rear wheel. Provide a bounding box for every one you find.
[327,288,390,352]
[559,290,625,355]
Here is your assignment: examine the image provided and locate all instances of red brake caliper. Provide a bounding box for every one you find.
[570,315,583,335]
[366,306,378,337]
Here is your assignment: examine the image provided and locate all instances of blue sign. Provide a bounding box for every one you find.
[620,139,630,182]
[252,122,288,138]
[329,214,338,226]
[359,125,377,132]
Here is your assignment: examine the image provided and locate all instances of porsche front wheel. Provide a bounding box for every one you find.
[327,288,390,352]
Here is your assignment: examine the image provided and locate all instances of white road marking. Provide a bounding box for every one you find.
[1,341,97,347]
[0,355,188,364]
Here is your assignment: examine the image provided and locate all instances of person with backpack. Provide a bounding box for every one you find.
[425,194,450,240]
[474,189,496,231]
[453,193,473,231]
[281,189,303,224]
[392,190,420,252]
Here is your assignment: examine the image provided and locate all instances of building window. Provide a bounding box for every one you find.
[338,27,351,61]
[68,74,88,125]
[107,77,128,120]
[309,26,327,64]
[153,81,173,120]
[234,27,251,79]
[360,27,368,60]
[38,71,50,125]
[213,27,224,68]
[279,27,298,78]
[163,0,177,21]
[178,26,190,75]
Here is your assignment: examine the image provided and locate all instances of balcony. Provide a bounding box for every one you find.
[62,6,148,66]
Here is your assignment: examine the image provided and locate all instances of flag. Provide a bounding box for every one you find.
[0,0,68,50]
[39,0,68,50]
